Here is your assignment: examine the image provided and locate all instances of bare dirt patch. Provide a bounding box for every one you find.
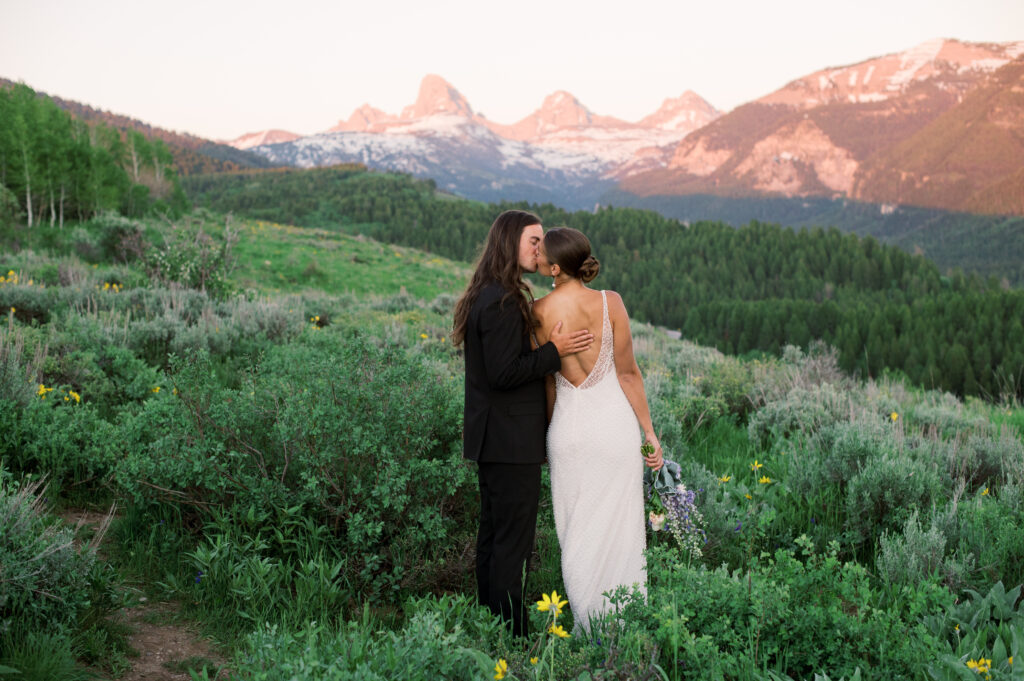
[118,601,228,681]
[60,509,230,680]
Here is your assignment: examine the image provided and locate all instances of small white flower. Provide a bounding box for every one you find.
[649,511,666,531]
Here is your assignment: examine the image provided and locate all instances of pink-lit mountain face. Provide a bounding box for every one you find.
[233,38,1024,214]
[229,74,720,208]
[620,38,1024,214]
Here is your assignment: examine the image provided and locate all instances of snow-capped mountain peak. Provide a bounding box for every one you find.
[758,37,1024,109]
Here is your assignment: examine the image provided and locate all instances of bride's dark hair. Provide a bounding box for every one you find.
[451,210,542,347]
[544,227,600,283]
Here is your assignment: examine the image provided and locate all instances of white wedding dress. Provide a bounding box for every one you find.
[547,290,647,634]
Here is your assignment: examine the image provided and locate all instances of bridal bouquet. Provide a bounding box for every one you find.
[642,443,706,558]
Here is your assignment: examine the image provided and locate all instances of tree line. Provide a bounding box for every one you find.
[0,83,187,227]
[190,167,1024,400]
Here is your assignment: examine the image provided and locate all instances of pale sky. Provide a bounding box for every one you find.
[1,0,1021,141]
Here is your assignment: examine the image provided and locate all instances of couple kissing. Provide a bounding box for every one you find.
[452,209,664,637]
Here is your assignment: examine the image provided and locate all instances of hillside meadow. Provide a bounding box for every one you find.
[2,212,1024,680]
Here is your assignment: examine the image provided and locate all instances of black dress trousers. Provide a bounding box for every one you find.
[475,461,541,638]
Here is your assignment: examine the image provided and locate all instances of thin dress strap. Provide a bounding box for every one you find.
[574,291,614,391]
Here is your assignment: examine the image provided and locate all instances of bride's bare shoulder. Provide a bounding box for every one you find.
[604,289,628,317]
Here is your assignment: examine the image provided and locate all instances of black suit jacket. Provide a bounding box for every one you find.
[463,282,561,464]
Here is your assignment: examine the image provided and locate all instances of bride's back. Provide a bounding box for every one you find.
[534,285,606,386]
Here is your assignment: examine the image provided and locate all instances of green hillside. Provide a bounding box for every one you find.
[2,211,1024,680]
[185,166,1024,401]
[3,93,1024,679]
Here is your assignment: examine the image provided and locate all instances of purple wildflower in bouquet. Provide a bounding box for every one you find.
[642,442,706,558]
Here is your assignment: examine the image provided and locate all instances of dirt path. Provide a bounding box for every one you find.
[61,510,230,681]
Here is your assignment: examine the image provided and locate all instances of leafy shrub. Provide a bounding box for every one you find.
[232,608,496,681]
[701,355,758,421]
[1,393,116,484]
[956,495,1024,588]
[90,212,148,264]
[114,328,472,602]
[0,325,40,408]
[145,218,237,299]
[429,292,457,316]
[371,290,418,313]
[0,478,95,637]
[0,283,56,325]
[876,509,973,591]
[641,541,948,680]
[70,226,101,262]
[844,452,944,547]
[959,430,1024,490]
[912,392,993,437]
[747,383,850,449]
[789,418,894,495]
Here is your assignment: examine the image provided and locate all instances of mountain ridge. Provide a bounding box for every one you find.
[234,37,1023,214]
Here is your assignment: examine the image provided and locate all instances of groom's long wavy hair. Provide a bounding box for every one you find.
[451,210,541,347]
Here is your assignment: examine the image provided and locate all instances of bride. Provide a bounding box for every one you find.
[531,227,664,634]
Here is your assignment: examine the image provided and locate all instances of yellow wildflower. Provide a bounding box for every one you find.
[536,590,568,615]
[981,487,989,496]
[890,412,899,422]
[493,658,507,680]
[548,624,570,639]
[745,494,753,500]
[69,390,80,403]
[152,386,161,393]
[967,658,993,675]
[750,460,763,471]
[420,333,428,339]
[759,476,772,484]
[37,384,53,397]
[530,657,539,665]
[719,474,731,483]
[1009,656,1013,666]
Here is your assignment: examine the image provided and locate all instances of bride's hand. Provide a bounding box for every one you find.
[643,432,663,470]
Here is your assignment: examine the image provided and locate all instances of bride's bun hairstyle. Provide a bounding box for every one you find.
[544,227,601,283]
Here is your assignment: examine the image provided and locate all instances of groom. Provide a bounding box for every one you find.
[452,209,592,637]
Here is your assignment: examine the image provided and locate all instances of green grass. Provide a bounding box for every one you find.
[231,218,470,298]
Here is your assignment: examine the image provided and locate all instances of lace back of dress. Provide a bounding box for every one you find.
[575,291,614,391]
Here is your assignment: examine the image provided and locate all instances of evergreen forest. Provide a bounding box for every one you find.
[185,166,1024,400]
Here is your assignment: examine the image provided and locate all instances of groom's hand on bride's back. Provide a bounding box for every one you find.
[550,321,593,357]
